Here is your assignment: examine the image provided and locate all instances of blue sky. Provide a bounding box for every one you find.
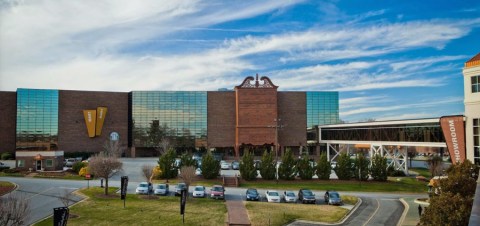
[0,0,479,122]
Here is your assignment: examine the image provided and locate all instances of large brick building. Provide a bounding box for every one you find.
[0,75,339,170]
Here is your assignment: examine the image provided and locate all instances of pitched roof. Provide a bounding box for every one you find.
[465,53,480,68]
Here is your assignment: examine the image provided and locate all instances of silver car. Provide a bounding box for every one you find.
[154,184,169,196]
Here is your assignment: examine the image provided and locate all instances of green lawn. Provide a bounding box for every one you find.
[34,187,227,226]
[241,177,428,193]
[246,201,348,226]
[410,167,432,178]
[0,172,25,177]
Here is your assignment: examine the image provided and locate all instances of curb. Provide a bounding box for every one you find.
[0,181,19,196]
[397,198,409,226]
[289,197,363,225]
[30,187,93,225]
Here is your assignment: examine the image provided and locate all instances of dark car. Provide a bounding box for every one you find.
[325,191,343,205]
[210,185,225,200]
[298,188,316,204]
[175,183,187,196]
[232,161,240,170]
[246,188,260,201]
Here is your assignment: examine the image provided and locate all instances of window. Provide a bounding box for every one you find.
[472,76,480,93]
[18,160,25,167]
[46,159,53,167]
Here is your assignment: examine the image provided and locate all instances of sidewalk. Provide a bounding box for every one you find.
[400,197,422,226]
[226,200,251,226]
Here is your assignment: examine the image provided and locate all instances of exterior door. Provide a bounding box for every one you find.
[36,160,42,171]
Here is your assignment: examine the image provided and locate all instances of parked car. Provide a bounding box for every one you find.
[192,186,206,198]
[298,189,316,204]
[136,182,153,195]
[246,188,260,201]
[231,161,240,170]
[64,158,76,167]
[195,168,202,176]
[284,190,297,203]
[220,161,230,170]
[330,161,337,169]
[154,184,169,196]
[0,161,9,171]
[254,160,262,170]
[175,183,187,196]
[265,190,281,203]
[210,185,225,200]
[325,191,343,205]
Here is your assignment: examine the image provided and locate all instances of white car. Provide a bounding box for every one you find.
[195,168,202,176]
[284,190,297,203]
[154,184,169,196]
[136,182,153,195]
[265,190,281,203]
[192,186,206,198]
[220,161,230,170]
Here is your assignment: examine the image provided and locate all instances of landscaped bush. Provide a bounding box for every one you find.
[1,152,13,160]
[201,152,220,179]
[73,161,87,173]
[370,155,387,181]
[353,153,369,181]
[0,165,10,172]
[152,165,162,179]
[2,168,19,174]
[78,167,91,177]
[240,150,257,181]
[157,148,178,179]
[334,153,353,180]
[259,150,276,180]
[278,149,296,180]
[387,166,406,177]
[297,155,314,180]
[316,153,331,180]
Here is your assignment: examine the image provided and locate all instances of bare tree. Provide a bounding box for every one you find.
[180,166,196,191]
[89,156,123,195]
[58,189,75,207]
[427,155,444,177]
[0,193,30,226]
[156,138,172,156]
[102,140,124,158]
[141,164,154,183]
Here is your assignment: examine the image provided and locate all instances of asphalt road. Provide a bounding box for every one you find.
[1,158,422,225]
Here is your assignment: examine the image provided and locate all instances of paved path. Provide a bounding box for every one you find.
[226,200,251,226]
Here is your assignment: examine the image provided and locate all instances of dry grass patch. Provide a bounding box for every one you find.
[341,195,359,205]
[0,181,15,195]
[34,187,227,226]
[245,202,348,226]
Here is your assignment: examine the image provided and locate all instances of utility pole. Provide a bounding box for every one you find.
[269,118,284,183]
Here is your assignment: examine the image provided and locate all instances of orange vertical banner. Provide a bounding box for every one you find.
[83,110,97,138]
[95,107,107,136]
[440,116,466,164]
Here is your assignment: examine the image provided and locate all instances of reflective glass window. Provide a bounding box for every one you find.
[306,92,340,127]
[131,91,207,148]
[16,89,59,151]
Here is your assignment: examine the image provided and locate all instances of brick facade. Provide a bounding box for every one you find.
[278,92,307,146]
[207,91,236,147]
[58,90,128,154]
[0,91,16,154]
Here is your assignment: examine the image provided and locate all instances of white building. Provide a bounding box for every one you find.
[463,53,480,165]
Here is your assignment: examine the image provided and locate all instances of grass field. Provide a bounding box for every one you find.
[241,176,427,193]
[245,201,348,226]
[410,167,432,178]
[34,187,227,226]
